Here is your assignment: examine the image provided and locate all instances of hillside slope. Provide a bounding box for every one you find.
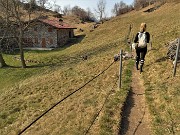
[0,2,180,135]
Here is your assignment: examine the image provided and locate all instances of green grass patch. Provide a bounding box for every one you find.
[99,60,134,134]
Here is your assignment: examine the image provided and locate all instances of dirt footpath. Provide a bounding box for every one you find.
[119,67,152,135]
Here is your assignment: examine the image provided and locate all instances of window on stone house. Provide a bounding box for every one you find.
[48,27,53,32]
[34,38,38,44]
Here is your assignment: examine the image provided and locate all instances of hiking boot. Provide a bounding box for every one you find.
[136,63,139,70]
[140,65,143,73]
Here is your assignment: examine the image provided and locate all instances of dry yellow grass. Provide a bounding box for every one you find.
[0,2,180,135]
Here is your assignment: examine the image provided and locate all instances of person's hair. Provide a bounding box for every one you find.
[140,23,146,32]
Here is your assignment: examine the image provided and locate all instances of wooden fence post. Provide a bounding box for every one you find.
[173,38,180,77]
[125,24,133,44]
[150,35,153,50]
[119,49,123,88]
[127,24,131,38]
[131,34,134,52]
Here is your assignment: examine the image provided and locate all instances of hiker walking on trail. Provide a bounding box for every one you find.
[133,23,150,73]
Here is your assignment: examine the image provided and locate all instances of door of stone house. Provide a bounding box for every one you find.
[41,38,46,48]
[69,31,72,38]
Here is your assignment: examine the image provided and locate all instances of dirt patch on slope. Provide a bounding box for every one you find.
[119,67,152,135]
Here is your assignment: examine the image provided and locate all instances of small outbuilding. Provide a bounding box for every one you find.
[23,17,77,48]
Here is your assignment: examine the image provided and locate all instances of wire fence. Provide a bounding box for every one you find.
[18,60,118,135]
[6,23,178,134]
[16,31,128,135]
[84,76,119,135]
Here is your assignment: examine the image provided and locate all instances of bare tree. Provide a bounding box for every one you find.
[134,0,154,9]
[50,0,61,13]
[0,0,37,68]
[71,6,86,21]
[0,23,7,68]
[37,0,48,8]
[95,0,106,21]
[29,0,37,5]
[0,0,12,68]
[63,5,71,15]
[86,8,95,21]
[0,53,6,68]
[112,3,120,16]
[118,1,127,14]
[112,1,134,16]
[71,6,95,22]
[54,4,61,13]
[87,8,93,18]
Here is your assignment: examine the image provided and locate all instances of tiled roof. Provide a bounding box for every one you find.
[38,18,76,29]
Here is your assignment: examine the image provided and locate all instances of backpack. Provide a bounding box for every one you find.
[138,32,147,48]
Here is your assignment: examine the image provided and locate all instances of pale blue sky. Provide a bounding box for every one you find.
[54,0,134,17]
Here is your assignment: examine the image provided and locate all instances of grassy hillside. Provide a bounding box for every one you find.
[140,3,180,135]
[0,2,180,135]
[124,3,180,134]
[0,11,131,135]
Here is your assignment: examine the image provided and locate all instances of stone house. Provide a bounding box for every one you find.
[23,18,77,48]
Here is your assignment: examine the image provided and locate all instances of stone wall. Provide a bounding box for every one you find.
[57,29,73,47]
[17,21,75,48]
[167,39,180,61]
[69,29,74,38]
[0,29,4,37]
[24,22,58,48]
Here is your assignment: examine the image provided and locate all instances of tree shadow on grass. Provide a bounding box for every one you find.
[57,34,86,50]
[5,35,120,69]
[2,65,21,69]
[155,56,168,63]
[145,56,168,67]
[26,65,48,68]
[69,34,86,45]
[2,64,50,69]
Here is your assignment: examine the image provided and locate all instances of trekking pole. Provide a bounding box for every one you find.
[173,38,180,77]
[119,49,123,88]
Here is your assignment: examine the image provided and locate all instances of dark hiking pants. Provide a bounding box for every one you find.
[136,47,147,67]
